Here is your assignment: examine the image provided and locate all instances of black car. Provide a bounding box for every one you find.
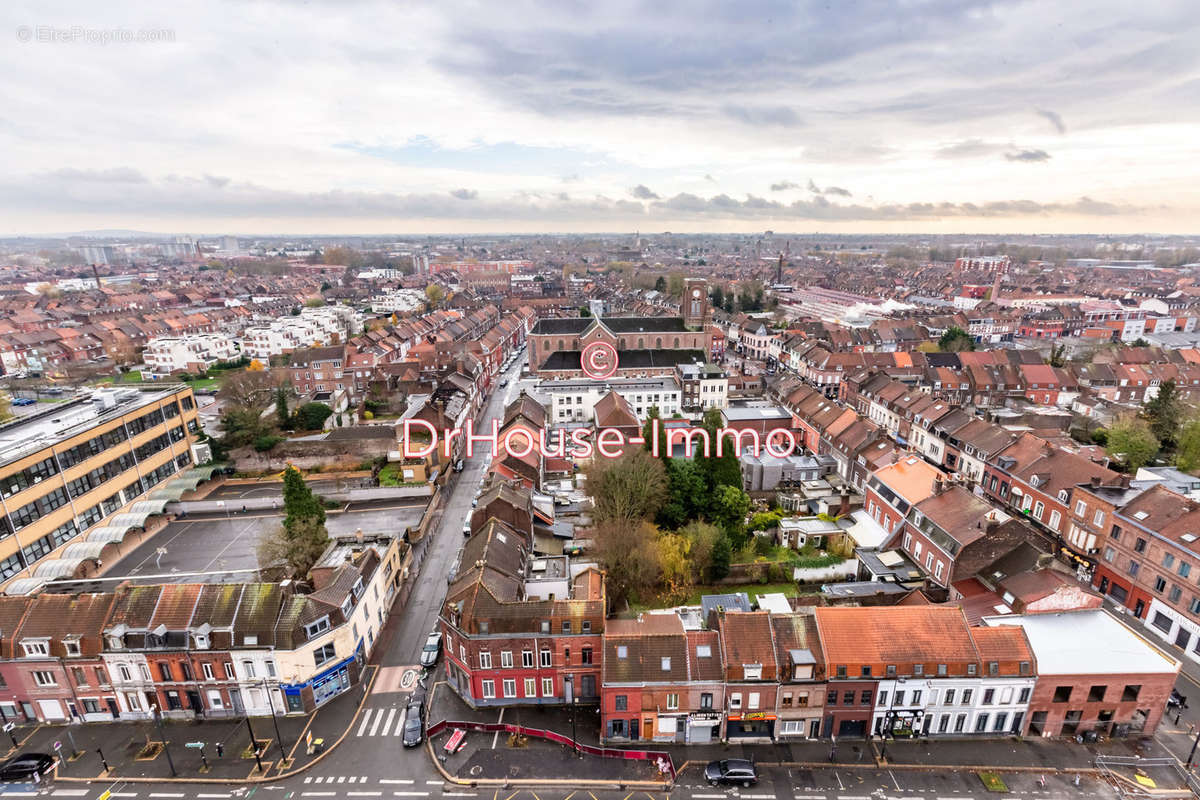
[704,759,757,787]
[402,697,424,747]
[0,753,56,782]
[1169,688,1188,709]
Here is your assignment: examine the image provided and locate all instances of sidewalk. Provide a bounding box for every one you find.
[10,671,372,783]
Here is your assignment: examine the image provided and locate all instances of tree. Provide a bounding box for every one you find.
[656,459,706,528]
[282,465,327,529]
[711,484,751,546]
[293,402,333,431]
[220,407,274,449]
[696,408,743,491]
[218,367,279,409]
[654,276,667,292]
[258,516,330,580]
[1048,343,1067,368]
[709,532,732,581]
[304,297,326,308]
[1176,418,1200,473]
[593,520,662,608]
[323,246,363,268]
[274,386,290,429]
[710,285,724,311]
[938,326,975,352]
[680,520,722,582]
[247,359,265,372]
[579,305,591,317]
[655,532,693,602]
[587,448,668,526]
[1143,379,1183,449]
[1105,416,1159,472]
[642,405,669,459]
[0,394,11,422]
[425,284,445,307]
[667,273,685,298]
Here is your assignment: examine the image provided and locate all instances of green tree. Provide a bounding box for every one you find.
[587,447,668,526]
[711,484,751,546]
[1143,379,1183,449]
[710,285,724,311]
[642,405,669,459]
[304,297,326,308]
[1048,343,1067,368]
[274,386,290,429]
[425,284,446,308]
[282,465,327,529]
[654,276,667,292]
[680,520,722,582]
[667,273,685,297]
[292,402,333,431]
[579,305,591,317]
[696,408,743,491]
[709,531,732,581]
[657,459,706,529]
[1176,418,1200,473]
[261,466,332,579]
[938,326,975,352]
[1105,416,1160,471]
[593,520,662,609]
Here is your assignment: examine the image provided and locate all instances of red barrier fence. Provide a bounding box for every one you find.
[427,719,676,781]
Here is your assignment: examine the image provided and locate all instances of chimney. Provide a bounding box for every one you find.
[1119,474,1130,489]
[1090,476,1101,489]
[934,476,946,495]
[839,491,850,517]
[92,264,102,289]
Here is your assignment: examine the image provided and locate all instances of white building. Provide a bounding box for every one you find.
[534,377,682,424]
[370,288,426,314]
[239,305,359,359]
[143,334,240,374]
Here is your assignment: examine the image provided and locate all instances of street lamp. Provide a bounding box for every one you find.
[564,675,579,756]
[261,679,290,767]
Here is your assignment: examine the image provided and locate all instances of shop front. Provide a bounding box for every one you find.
[725,711,777,741]
[686,712,722,744]
[650,712,687,743]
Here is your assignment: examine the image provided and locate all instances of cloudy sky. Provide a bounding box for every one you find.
[2,0,1198,235]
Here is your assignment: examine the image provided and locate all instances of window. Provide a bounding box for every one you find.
[64,640,80,657]
[32,670,56,687]
[542,678,554,697]
[615,695,628,711]
[313,643,336,666]
[913,664,924,677]
[661,657,671,671]
[1087,685,1106,702]
[944,689,956,705]
[748,692,760,710]
[95,667,107,685]
[202,663,214,681]
[1018,687,1031,703]
[1170,585,1183,603]
[912,690,922,705]
[1135,537,1147,553]
[241,660,255,679]
[827,691,837,705]
[1049,510,1061,530]
[224,662,235,679]
[860,690,873,705]
[994,713,1008,732]
[886,664,896,677]
[1033,501,1045,519]
[561,620,571,634]
[502,679,516,698]
[304,616,331,639]
[1128,560,1141,577]
[581,620,591,633]
[843,691,855,705]
[71,667,87,686]
[540,650,552,667]
[1075,500,1087,516]
[1122,684,1141,701]
[1020,661,1031,676]
[878,691,888,707]
[667,693,679,710]
[967,664,977,676]
[730,693,742,710]
[937,663,947,676]
[1093,510,1105,527]
[1156,576,1168,593]
[781,692,793,707]
[836,665,847,678]
[975,714,990,733]
[961,689,973,705]
[581,647,593,665]
[894,690,905,706]
[1052,686,1072,703]
[524,678,536,697]
[479,651,492,669]
[522,650,534,668]
[21,641,48,657]
[482,680,495,699]
[701,693,713,709]
[1181,562,1193,579]
[501,651,513,668]
[983,688,995,704]
[159,662,173,681]
[1164,553,1177,568]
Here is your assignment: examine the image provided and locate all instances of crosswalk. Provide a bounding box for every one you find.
[354,706,407,737]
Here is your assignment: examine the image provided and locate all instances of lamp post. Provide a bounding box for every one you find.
[564,675,578,756]
[152,705,177,777]
[1187,728,1200,769]
[261,680,289,767]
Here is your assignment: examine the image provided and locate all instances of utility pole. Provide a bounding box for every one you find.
[152,705,177,777]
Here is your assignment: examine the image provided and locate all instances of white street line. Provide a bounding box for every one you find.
[337,777,347,784]
[742,795,775,799]
[381,780,414,785]
[302,794,337,798]
[380,707,397,737]
[357,708,375,736]
[393,707,407,736]
[149,795,185,798]
[840,796,871,800]
[795,796,825,799]
[442,794,476,798]
[303,778,312,784]
[425,781,443,786]
[52,791,91,797]
[1,793,38,798]
[692,794,726,798]
[392,793,430,797]
[197,795,231,798]
[369,708,388,736]
[346,793,382,797]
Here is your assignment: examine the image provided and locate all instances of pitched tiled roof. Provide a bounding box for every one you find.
[106,585,163,630]
[148,584,204,631]
[716,611,777,672]
[603,614,689,684]
[814,606,980,672]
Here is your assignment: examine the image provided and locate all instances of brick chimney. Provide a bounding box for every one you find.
[839,491,850,517]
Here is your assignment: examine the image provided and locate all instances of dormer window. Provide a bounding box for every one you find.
[341,598,353,618]
[744,664,763,680]
[107,636,124,650]
[244,635,258,646]
[64,639,81,657]
[352,577,365,598]
[21,640,49,657]
[304,616,331,640]
[193,633,210,650]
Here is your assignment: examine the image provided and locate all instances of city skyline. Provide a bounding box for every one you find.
[2,0,1198,234]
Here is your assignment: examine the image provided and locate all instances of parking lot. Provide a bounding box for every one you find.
[102,498,428,583]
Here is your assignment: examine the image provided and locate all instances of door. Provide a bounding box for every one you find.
[19,702,35,721]
[36,699,65,721]
[105,698,120,718]
[581,675,596,700]
[229,689,244,714]
[630,718,639,740]
[187,691,203,715]
[1176,628,1191,649]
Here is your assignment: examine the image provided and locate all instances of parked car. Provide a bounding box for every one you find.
[0,753,56,782]
[462,520,472,536]
[1169,688,1188,709]
[11,398,35,406]
[419,631,442,668]
[403,693,425,747]
[704,759,757,787]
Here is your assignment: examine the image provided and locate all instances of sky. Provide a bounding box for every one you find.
[1,0,1198,235]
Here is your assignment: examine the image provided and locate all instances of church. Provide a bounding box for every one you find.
[527,278,714,379]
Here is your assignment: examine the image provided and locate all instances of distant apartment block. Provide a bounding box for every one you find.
[239,305,359,360]
[143,334,239,374]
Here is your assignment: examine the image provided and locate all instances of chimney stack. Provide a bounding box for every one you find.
[1090,476,1101,489]
[839,491,850,517]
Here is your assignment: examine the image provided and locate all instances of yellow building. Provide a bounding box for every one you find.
[0,385,203,592]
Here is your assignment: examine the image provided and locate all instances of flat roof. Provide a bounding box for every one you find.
[0,386,186,468]
[985,611,1179,675]
[721,406,792,421]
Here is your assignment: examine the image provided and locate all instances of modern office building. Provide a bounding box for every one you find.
[0,385,204,593]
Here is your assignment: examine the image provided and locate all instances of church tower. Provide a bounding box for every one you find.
[682,277,710,329]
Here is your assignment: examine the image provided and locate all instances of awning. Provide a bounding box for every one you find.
[61,541,111,560]
[3,577,48,596]
[107,511,154,529]
[85,526,136,543]
[129,499,169,515]
[151,484,190,501]
[33,558,86,578]
[187,465,221,480]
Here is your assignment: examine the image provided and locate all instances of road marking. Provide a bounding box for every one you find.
[149,795,185,798]
[197,795,231,798]
[379,707,397,737]
[52,791,91,797]
[110,794,139,798]
[360,779,369,785]
[392,793,429,797]
[692,795,726,798]
[357,708,375,736]
[337,778,347,784]
[370,708,388,736]
[347,793,382,797]
[302,794,337,798]
[795,796,825,799]
[303,779,312,785]
[381,781,414,786]
[1,793,38,798]
[394,707,407,736]
[443,795,476,798]
[426,782,443,786]
[742,796,774,799]
[839,796,871,800]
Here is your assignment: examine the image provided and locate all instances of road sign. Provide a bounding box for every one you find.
[2,722,12,732]
[185,742,205,749]
[53,740,61,750]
